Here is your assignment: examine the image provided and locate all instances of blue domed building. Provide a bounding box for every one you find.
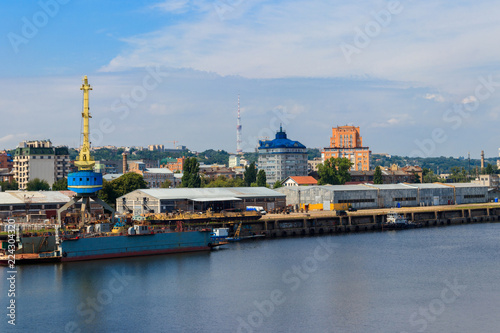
[258,127,308,185]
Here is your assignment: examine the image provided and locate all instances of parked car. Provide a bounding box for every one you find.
[348,207,357,212]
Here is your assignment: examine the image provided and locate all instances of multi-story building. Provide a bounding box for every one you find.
[258,127,308,185]
[13,140,71,190]
[322,125,370,171]
[130,161,174,188]
[94,160,123,175]
[162,157,185,173]
[0,151,13,171]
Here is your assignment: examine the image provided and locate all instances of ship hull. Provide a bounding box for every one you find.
[60,230,212,262]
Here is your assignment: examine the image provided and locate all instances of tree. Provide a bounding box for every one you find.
[160,179,172,188]
[484,163,494,175]
[273,180,283,189]
[422,168,439,183]
[373,166,383,184]
[317,157,353,185]
[0,180,18,191]
[26,178,50,191]
[204,176,245,188]
[256,170,267,187]
[244,162,257,186]
[450,167,468,183]
[413,173,421,183]
[181,157,201,188]
[98,173,148,207]
[52,178,68,191]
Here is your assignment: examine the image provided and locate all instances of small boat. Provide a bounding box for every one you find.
[382,212,421,230]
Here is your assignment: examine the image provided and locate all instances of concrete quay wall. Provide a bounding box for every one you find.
[230,206,500,238]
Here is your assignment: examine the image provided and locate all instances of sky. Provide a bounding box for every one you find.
[1,0,500,159]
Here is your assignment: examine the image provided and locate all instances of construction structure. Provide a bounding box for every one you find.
[322,125,370,171]
[236,95,242,155]
[58,76,114,226]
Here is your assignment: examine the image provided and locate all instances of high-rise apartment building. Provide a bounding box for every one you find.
[322,126,370,171]
[258,127,308,185]
[13,140,71,190]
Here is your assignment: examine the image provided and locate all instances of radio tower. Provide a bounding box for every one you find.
[236,95,242,154]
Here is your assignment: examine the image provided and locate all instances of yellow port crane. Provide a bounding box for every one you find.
[74,75,95,171]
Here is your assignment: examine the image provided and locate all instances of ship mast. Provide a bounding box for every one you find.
[74,75,95,170]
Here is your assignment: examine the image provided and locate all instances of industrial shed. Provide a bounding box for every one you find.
[116,187,286,214]
[0,191,75,220]
[277,183,488,209]
[449,183,489,204]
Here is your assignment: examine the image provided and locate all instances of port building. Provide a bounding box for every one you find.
[322,126,370,171]
[0,191,78,220]
[116,187,286,214]
[258,127,308,185]
[277,183,488,209]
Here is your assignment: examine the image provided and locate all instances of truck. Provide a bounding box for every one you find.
[245,206,267,215]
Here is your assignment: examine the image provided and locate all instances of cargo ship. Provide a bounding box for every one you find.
[60,226,213,262]
[0,222,216,265]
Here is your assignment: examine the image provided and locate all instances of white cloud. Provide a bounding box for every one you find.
[461,96,477,104]
[149,0,191,13]
[99,0,500,95]
[424,93,445,103]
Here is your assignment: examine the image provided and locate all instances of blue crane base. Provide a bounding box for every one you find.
[67,171,103,194]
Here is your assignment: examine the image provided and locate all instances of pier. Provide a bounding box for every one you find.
[215,203,500,238]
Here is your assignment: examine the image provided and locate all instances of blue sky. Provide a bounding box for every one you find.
[1,0,500,159]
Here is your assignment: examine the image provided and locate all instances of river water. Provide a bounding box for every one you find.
[2,223,500,333]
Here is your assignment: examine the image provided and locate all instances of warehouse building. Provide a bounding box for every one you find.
[277,183,488,209]
[116,187,286,215]
[0,191,75,220]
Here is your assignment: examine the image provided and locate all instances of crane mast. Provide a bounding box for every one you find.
[74,75,95,170]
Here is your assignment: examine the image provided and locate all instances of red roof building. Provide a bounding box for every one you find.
[282,176,318,187]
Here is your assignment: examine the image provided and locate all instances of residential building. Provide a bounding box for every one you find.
[148,144,164,152]
[229,155,249,168]
[199,165,237,180]
[0,151,13,170]
[13,140,71,190]
[401,165,423,183]
[162,157,185,173]
[307,157,322,173]
[130,162,174,188]
[282,176,318,187]
[94,160,123,175]
[258,127,308,185]
[322,125,370,171]
[0,168,14,183]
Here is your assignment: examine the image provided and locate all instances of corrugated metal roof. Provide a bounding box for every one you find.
[401,183,451,189]
[191,197,242,202]
[146,168,173,174]
[1,191,72,204]
[0,192,24,204]
[363,184,415,190]
[447,183,488,188]
[322,185,374,191]
[126,187,285,200]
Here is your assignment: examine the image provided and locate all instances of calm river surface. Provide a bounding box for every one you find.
[2,223,500,333]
